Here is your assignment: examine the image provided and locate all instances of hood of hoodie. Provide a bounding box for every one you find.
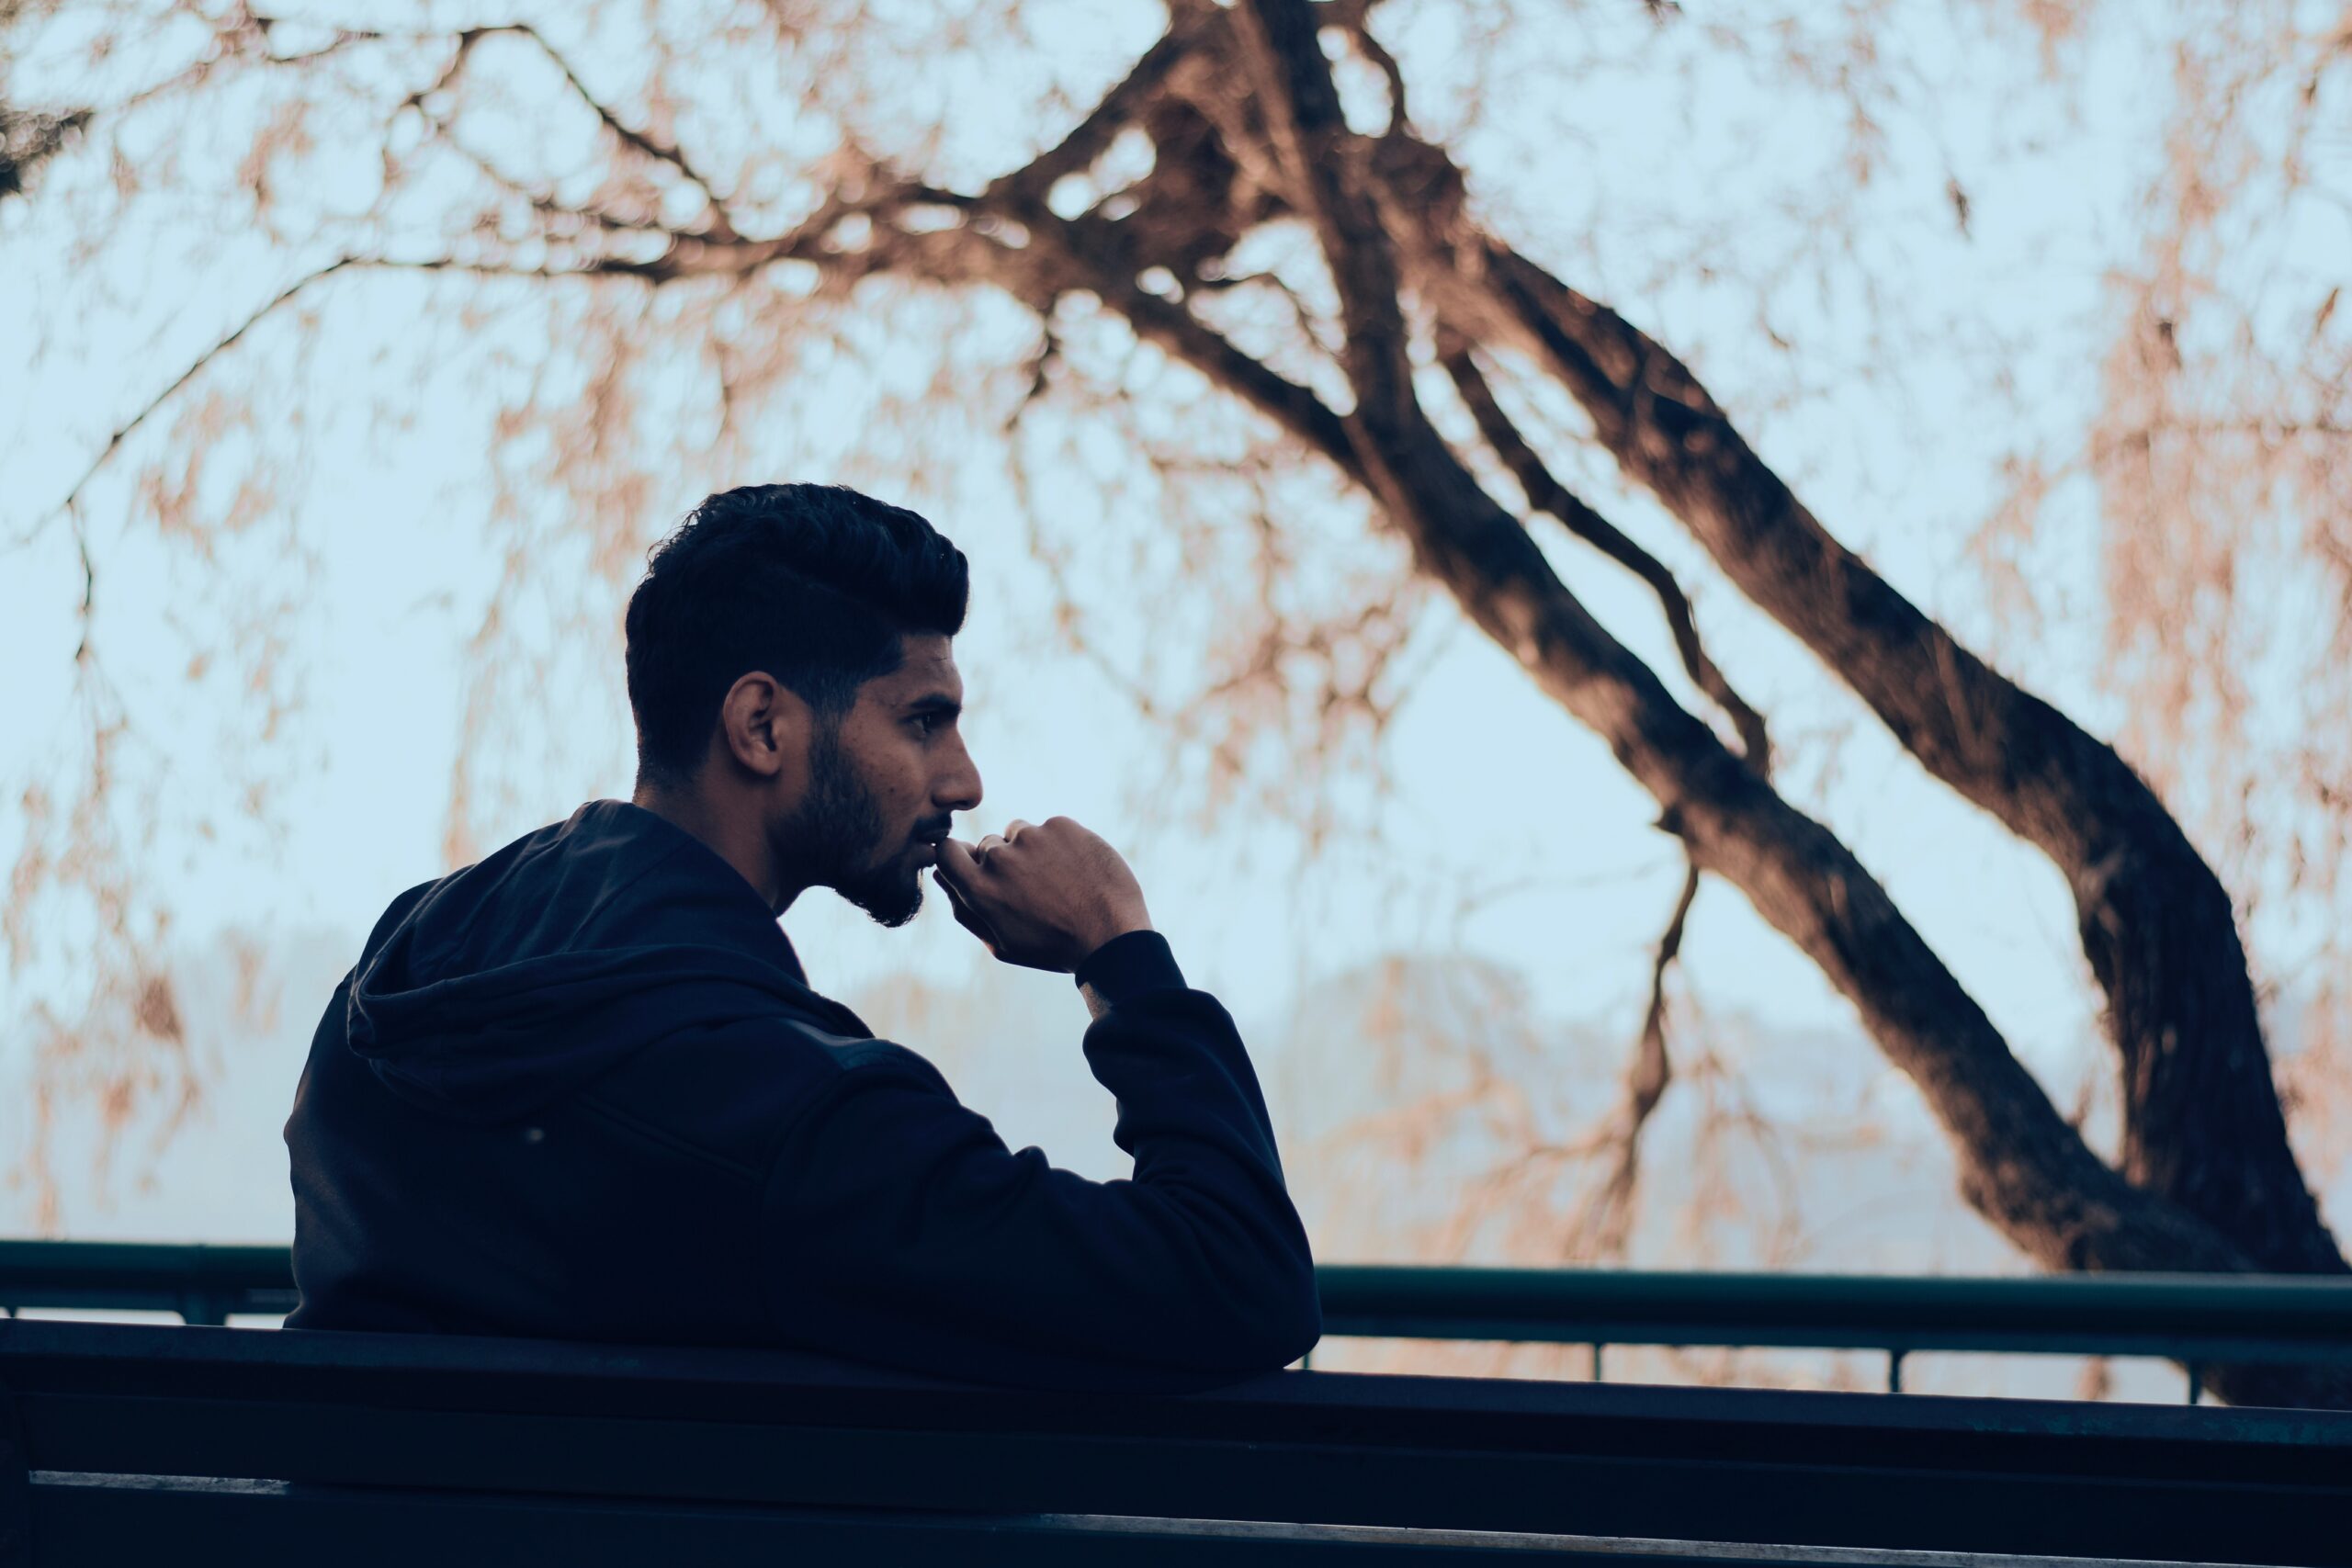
[346,799,872,1123]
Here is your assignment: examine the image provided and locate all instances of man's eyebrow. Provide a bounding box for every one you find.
[902,693,963,716]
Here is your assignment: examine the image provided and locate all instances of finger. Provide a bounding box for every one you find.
[933,845,997,921]
[932,868,999,944]
[1003,818,1034,842]
[976,832,1008,862]
[936,838,989,886]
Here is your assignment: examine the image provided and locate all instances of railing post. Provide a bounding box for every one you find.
[1590,1343,1605,1382]
[2187,1362,2205,1405]
[1887,1350,1905,1393]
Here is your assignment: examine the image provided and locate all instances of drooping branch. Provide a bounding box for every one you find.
[1578,855,1698,1259]
[1635,862,1699,1120]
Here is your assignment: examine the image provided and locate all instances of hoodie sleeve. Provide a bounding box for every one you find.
[755,932,1321,1390]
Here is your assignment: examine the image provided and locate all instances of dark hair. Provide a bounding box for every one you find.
[624,483,968,784]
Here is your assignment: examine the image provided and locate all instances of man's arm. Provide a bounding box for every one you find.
[755,930,1321,1392]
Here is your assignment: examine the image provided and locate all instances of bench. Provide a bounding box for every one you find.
[4,1314,2347,1564]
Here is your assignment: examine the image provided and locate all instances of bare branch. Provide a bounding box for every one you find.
[1327,0,1409,134]
[393,38,682,244]
[944,202,1355,461]
[982,11,1203,207]
[0,105,89,200]
[84,8,424,124]
[1230,0,1416,441]
[68,504,96,666]
[1439,330,1770,773]
[454,22,742,242]
[1637,860,1700,1114]
[37,255,363,537]
[1577,856,1700,1258]
[28,246,684,547]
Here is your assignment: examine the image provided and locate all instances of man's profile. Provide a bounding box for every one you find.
[282,482,1321,1390]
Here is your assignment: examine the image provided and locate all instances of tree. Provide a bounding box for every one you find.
[6,0,2348,1404]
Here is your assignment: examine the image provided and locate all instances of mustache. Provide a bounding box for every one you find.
[912,817,955,840]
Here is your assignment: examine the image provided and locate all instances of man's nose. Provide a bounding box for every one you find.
[938,739,983,815]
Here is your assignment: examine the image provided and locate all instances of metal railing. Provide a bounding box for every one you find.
[0,1239,299,1325]
[1315,1263,2352,1400]
[6,1239,2350,1401]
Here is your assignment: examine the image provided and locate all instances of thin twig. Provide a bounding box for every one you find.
[1439,331,1772,773]
[473,22,744,243]
[40,256,362,533]
[28,251,673,542]
[1576,855,1699,1258]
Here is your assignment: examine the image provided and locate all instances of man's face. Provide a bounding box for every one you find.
[774,634,982,927]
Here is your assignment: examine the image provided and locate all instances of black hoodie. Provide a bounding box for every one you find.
[283,799,1321,1392]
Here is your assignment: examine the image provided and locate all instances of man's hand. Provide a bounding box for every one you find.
[933,817,1153,974]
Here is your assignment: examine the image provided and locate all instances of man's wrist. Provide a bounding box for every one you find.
[1077,910,1152,958]
[1074,929,1185,1020]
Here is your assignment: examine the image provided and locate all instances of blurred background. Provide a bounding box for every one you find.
[5,0,2349,1404]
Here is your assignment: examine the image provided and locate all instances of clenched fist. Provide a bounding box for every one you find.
[932,816,1153,973]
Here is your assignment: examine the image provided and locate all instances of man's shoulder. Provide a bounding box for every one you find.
[572,1010,956,1177]
[815,1033,955,1097]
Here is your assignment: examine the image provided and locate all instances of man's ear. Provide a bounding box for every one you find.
[716,671,809,781]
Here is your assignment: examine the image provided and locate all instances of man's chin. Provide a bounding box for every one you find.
[839,869,925,930]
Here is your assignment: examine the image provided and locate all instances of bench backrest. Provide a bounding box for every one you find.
[5,1317,2348,1565]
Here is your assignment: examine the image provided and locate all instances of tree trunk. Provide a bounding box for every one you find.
[1222,0,2346,1405]
[1437,236,2344,1282]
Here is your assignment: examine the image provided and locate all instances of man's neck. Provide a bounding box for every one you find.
[630,781,801,915]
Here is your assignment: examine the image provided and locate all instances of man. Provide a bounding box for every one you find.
[283,482,1321,1392]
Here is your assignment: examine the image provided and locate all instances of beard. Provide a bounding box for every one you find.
[777,717,925,929]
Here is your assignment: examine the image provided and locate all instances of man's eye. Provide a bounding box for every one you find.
[912,713,942,736]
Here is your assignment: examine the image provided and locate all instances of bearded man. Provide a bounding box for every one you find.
[282,482,1321,1391]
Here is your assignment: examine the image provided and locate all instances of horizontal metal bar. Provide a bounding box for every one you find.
[6,1242,2352,1366]
[1313,1266,2352,1365]
[1317,1316,2352,1366]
